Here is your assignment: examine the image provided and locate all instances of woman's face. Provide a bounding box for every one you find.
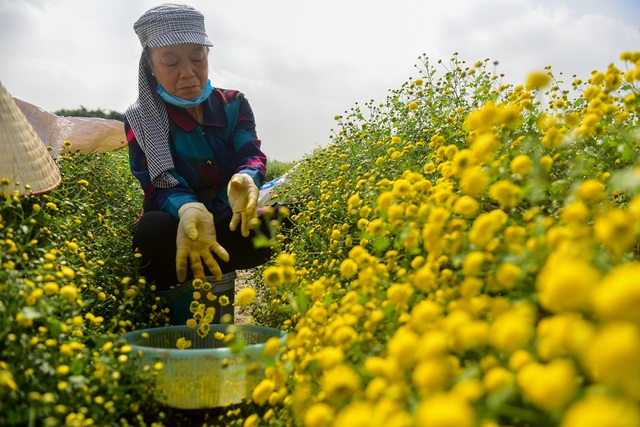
[148,44,209,100]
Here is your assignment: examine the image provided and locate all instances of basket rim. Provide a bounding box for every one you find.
[119,324,286,359]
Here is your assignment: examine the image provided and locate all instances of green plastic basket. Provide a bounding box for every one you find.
[119,324,286,409]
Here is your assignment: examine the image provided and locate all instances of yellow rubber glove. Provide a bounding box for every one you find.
[176,202,230,283]
[227,173,259,237]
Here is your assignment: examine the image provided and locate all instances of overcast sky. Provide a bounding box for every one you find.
[1,0,639,161]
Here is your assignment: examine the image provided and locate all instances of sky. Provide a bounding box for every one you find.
[1,0,639,162]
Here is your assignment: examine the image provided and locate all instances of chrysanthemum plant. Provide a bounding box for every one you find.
[0,152,171,426]
[246,52,640,427]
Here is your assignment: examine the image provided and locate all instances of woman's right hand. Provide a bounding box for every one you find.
[175,202,229,283]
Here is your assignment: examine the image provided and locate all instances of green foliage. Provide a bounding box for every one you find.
[265,159,296,182]
[54,106,124,121]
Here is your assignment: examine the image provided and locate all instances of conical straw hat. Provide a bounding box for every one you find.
[0,82,61,196]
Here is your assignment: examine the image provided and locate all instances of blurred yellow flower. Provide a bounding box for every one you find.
[560,201,589,224]
[413,358,449,395]
[453,195,479,217]
[594,209,637,257]
[483,366,514,394]
[333,401,374,427]
[339,258,358,279]
[412,266,437,293]
[463,251,485,276]
[243,414,260,427]
[315,346,344,370]
[263,266,284,287]
[459,166,488,198]
[583,321,640,384]
[236,287,257,307]
[387,283,413,307]
[592,263,640,322]
[469,209,507,249]
[252,379,275,406]
[488,180,523,208]
[304,403,335,427]
[470,133,500,163]
[56,365,70,376]
[543,126,568,149]
[494,262,521,290]
[416,392,475,427]
[392,179,412,199]
[517,359,577,413]
[321,364,361,395]
[489,304,535,354]
[525,70,551,90]
[388,327,419,369]
[539,155,554,172]
[510,154,533,175]
[59,285,78,303]
[536,313,594,360]
[263,336,281,357]
[575,179,605,202]
[560,394,640,427]
[536,255,600,313]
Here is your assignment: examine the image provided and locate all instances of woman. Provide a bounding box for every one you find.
[125,4,277,323]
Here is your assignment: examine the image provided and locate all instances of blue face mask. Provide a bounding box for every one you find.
[156,79,214,108]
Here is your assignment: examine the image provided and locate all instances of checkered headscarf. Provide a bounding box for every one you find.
[125,3,213,188]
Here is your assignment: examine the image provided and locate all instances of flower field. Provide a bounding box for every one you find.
[0,152,170,426]
[248,52,640,427]
[2,49,640,427]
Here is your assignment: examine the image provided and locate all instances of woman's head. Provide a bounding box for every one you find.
[133,3,213,99]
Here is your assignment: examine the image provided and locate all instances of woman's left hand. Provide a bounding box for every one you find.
[227,173,259,237]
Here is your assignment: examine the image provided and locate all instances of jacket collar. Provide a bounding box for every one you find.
[166,89,228,131]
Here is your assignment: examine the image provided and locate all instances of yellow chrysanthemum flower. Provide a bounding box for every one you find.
[236,287,257,307]
[525,70,551,90]
[516,359,577,413]
[560,394,640,427]
[339,258,358,279]
[304,403,335,427]
[536,313,594,360]
[536,255,600,313]
[460,166,488,197]
[575,179,606,202]
[263,266,284,287]
[416,393,475,427]
[510,154,533,175]
[453,195,480,217]
[320,364,361,396]
[494,262,521,290]
[489,304,535,354]
[594,208,637,257]
[592,263,640,322]
[583,321,640,384]
[413,358,449,395]
[488,180,523,208]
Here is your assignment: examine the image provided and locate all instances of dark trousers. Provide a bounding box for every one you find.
[132,210,275,291]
